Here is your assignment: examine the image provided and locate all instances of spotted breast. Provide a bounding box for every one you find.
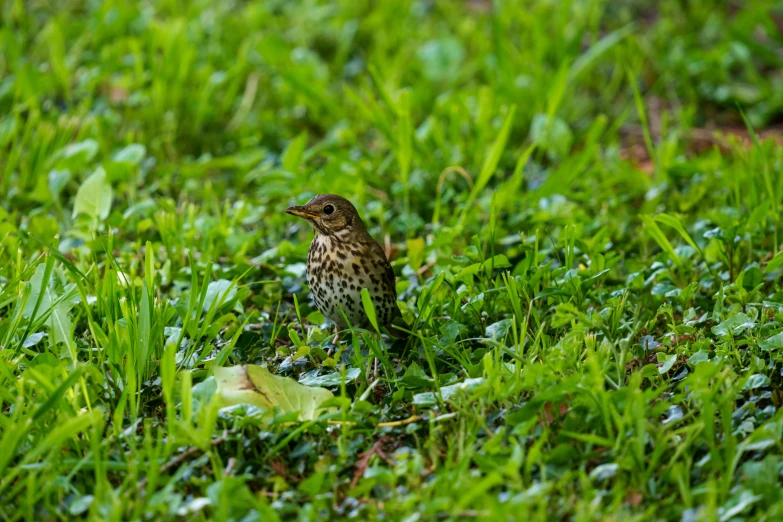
[306,234,398,329]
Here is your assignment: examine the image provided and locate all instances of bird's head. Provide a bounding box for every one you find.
[285,194,366,240]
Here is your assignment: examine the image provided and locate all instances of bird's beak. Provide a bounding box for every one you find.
[285,206,319,220]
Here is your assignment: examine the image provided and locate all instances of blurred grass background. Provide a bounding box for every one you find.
[2,0,783,520]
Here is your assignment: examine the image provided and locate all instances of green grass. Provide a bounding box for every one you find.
[2,0,783,520]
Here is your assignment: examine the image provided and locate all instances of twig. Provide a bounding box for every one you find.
[416,259,437,277]
[376,414,422,428]
[327,414,425,428]
[350,439,385,488]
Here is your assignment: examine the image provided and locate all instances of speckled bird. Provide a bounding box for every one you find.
[285,194,404,335]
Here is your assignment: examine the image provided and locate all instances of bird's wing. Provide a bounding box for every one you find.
[367,240,409,336]
[372,240,397,299]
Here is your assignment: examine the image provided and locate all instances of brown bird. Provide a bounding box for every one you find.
[285,194,406,337]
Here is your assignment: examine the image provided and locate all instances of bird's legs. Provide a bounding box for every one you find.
[327,328,340,357]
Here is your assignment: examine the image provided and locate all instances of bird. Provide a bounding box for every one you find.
[285,194,407,338]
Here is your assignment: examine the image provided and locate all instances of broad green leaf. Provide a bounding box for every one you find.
[741,265,763,290]
[406,237,426,272]
[73,166,113,220]
[589,463,619,481]
[202,279,237,312]
[23,332,45,348]
[743,373,770,390]
[641,215,679,262]
[481,254,512,275]
[718,490,762,521]
[398,362,434,390]
[68,496,94,517]
[214,365,333,421]
[191,374,215,412]
[711,312,755,337]
[299,367,361,387]
[657,353,677,374]
[23,263,78,355]
[530,113,573,159]
[485,319,511,339]
[455,262,481,283]
[112,144,146,165]
[48,169,71,198]
[282,132,307,173]
[306,311,325,325]
[417,37,465,81]
[23,263,53,319]
[759,332,783,351]
[412,377,484,406]
[654,213,699,251]
[50,297,75,360]
[51,139,99,169]
[765,250,783,273]
[688,350,710,365]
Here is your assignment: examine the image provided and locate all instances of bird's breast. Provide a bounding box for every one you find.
[306,236,396,329]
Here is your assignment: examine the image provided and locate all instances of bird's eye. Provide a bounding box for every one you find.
[323,204,335,215]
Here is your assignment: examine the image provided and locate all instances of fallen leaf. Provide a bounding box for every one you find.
[214,365,334,421]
